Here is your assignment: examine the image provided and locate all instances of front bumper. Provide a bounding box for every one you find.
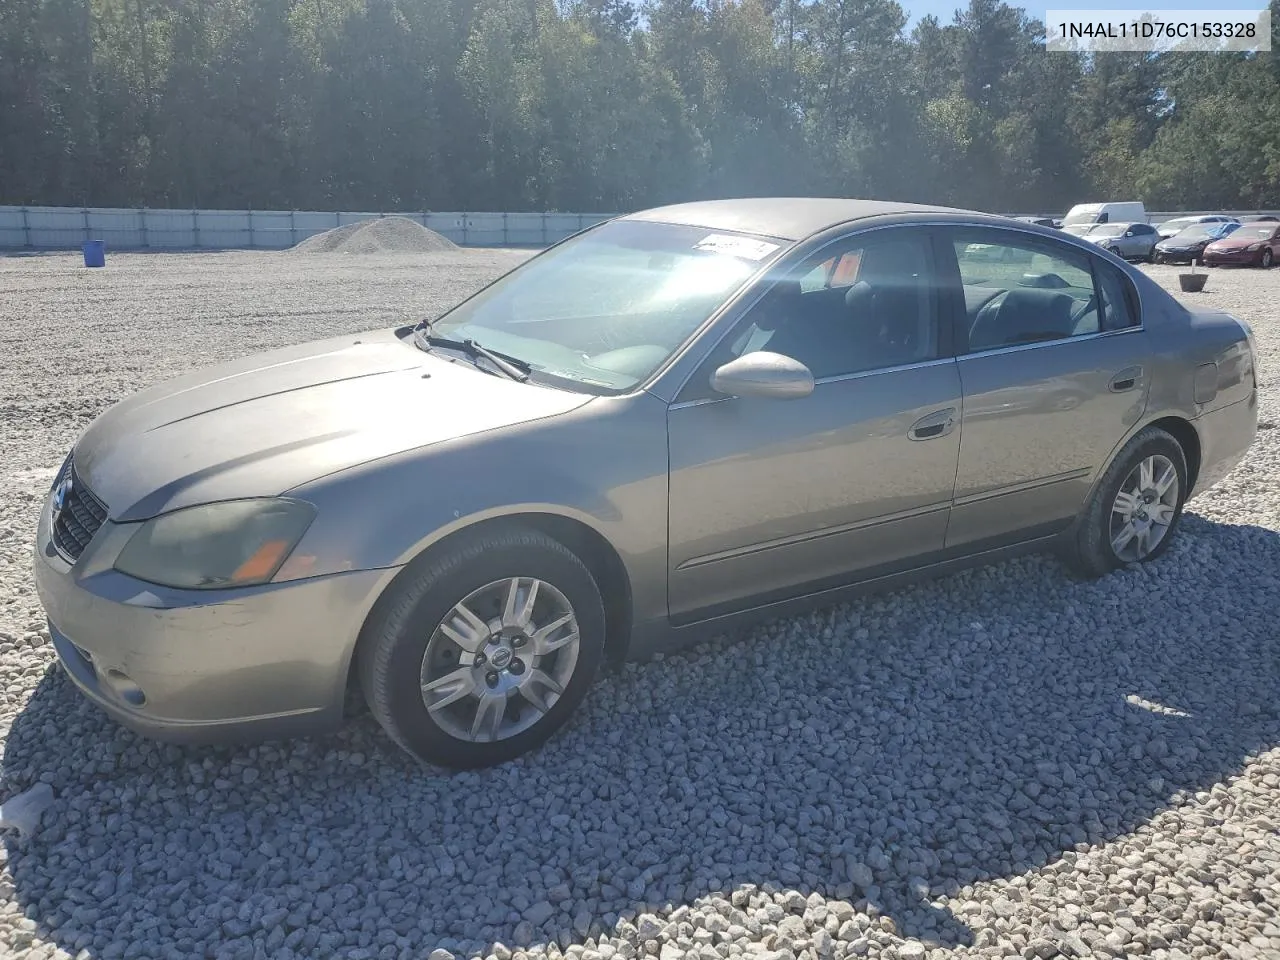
[1155,247,1201,262]
[1203,248,1261,266]
[32,491,395,745]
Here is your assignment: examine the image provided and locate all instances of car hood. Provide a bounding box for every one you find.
[72,328,593,521]
[1206,235,1265,250]
[1157,237,1210,249]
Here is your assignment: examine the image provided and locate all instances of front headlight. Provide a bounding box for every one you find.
[114,498,316,590]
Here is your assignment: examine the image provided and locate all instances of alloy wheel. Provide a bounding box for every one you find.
[1110,454,1179,563]
[419,577,581,742]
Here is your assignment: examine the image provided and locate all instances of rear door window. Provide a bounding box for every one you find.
[947,228,1141,351]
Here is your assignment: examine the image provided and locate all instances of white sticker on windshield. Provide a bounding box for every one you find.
[692,234,780,261]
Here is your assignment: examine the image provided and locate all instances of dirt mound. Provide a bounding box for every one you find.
[291,216,458,254]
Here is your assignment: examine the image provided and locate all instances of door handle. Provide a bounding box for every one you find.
[908,407,957,441]
[1109,366,1143,392]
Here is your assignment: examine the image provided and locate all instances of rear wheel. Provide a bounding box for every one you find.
[1058,426,1188,579]
[357,525,606,768]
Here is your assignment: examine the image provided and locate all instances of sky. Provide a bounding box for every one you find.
[901,0,1271,29]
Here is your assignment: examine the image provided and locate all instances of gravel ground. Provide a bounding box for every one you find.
[0,251,1277,960]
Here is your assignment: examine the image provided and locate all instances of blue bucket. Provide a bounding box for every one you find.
[82,240,106,268]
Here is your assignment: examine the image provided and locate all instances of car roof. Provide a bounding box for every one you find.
[619,197,984,242]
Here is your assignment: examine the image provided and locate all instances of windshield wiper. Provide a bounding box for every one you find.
[412,322,530,382]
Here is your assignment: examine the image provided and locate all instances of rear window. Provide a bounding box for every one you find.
[1095,260,1140,331]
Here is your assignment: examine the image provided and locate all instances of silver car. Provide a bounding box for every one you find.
[32,199,1259,768]
[1083,221,1160,261]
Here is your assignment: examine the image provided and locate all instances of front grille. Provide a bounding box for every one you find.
[51,458,109,562]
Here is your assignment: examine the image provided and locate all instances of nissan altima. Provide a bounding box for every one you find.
[33,199,1258,768]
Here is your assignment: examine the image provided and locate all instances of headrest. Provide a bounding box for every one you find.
[858,241,922,284]
[753,280,802,331]
[844,279,874,310]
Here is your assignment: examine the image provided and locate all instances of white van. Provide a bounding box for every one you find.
[1061,202,1147,236]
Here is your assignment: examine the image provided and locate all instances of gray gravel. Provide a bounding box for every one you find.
[0,251,1278,960]
[290,218,460,254]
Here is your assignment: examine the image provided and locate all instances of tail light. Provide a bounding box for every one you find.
[1233,315,1257,387]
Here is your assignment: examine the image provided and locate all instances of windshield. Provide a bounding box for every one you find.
[1173,222,1239,242]
[1089,224,1127,237]
[427,220,783,393]
[1061,223,1094,236]
[1236,225,1278,240]
[1160,218,1194,232]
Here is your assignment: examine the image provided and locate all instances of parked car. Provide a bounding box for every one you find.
[1242,215,1279,222]
[1082,221,1160,261]
[1061,201,1147,236]
[1155,215,1239,239]
[1203,220,1280,268]
[1153,222,1242,265]
[961,241,1035,263]
[32,198,1259,768]
[1015,216,1061,228]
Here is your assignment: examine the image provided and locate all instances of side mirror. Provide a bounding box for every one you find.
[710,351,815,400]
[1124,230,1134,237]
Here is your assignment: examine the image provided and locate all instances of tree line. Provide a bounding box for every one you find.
[2,0,1278,214]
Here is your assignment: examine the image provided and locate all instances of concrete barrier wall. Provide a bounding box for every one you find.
[3,205,1278,251]
[0,207,625,250]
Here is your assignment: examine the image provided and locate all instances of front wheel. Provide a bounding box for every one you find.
[1262,249,1274,269]
[1058,426,1188,579]
[357,526,606,768]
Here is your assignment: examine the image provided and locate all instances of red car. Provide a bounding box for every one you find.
[1203,221,1280,268]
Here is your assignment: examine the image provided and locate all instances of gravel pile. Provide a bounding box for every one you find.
[0,252,1277,960]
[291,217,459,254]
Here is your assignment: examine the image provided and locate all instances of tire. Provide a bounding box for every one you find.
[1058,426,1189,579]
[1263,249,1274,269]
[357,525,606,769]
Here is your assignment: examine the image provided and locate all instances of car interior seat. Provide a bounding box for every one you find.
[968,288,1078,350]
[841,240,931,369]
